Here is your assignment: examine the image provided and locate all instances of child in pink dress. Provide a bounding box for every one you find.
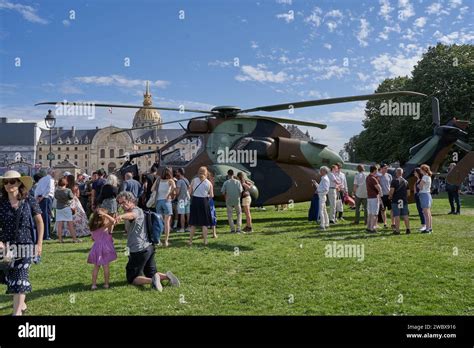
[87,208,117,290]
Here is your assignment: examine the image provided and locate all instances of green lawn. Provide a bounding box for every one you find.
[1,193,473,315]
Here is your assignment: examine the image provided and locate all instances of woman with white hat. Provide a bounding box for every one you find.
[0,170,44,315]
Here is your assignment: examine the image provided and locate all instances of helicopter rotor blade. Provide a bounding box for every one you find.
[236,114,327,129]
[111,115,212,135]
[238,91,428,114]
[34,102,216,115]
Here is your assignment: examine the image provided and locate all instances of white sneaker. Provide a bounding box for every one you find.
[166,271,180,287]
[152,273,163,292]
[419,226,427,232]
[177,229,185,233]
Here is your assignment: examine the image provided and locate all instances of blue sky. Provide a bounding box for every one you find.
[0,0,472,152]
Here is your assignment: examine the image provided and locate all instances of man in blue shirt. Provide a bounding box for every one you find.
[121,172,143,200]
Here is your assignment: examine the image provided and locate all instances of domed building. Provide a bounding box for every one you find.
[35,82,185,175]
[132,81,163,129]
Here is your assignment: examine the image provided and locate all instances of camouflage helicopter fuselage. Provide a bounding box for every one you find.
[157,117,356,206]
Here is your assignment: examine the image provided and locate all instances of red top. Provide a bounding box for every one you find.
[366,173,380,199]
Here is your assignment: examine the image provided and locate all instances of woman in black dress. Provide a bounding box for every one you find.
[0,170,44,315]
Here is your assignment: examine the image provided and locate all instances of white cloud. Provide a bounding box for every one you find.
[276,0,292,4]
[329,103,366,122]
[208,60,233,67]
[74,75,170,89]
[312,65,350,80]
[379,0,394,21]
[250,41,259,49]
[325,9,343,19]
[449,0,462,8]
[378,24,401,40]
[276,11,294,23]
[413,17,427,27]
[356,19,371,47]
[398,0,415,21]
[326,21,338,32]
[426,2,450,15]
[62,19,70,27]
[402,28,418,41]
[235,65,290,83]
[0,0,48,24]
[323,43,332,50]
[370,52,421,78]
[433,30,474,44]
[304,7,322,27]
[357,72,370,82]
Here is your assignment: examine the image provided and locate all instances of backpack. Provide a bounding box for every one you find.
[143,210,164,245]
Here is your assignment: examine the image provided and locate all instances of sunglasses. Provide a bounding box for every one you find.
[2,179,19,185]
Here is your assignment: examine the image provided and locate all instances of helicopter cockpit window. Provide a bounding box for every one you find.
[161,136,203,166]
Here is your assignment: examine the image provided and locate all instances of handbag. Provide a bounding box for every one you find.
[146,179,159,208]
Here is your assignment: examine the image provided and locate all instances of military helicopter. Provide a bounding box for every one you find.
[36,91,473,206]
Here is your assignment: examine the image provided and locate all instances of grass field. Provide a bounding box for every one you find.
[1,193,473,316]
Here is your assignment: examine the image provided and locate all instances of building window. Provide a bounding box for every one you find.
[74,147,78,151]
[66,147,69,151]
[85,154,88,159]
[58,154,61,159]
[39,147,42,151]
[58,147,61,151]
[39,155,42,160]
[85,147,87,150]
[100,149,105,158]
[119,149,124,157]
[110,149,114,158]
[74,161,78,165]
[85,161,88,167]
[148,146,151,150]
[74,154,78,159]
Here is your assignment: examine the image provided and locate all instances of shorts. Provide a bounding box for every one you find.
[125,245,157,284]
[381,195,391,210]
[391,202,409,217]
[242,196,252,207]
[177,199,190,214]
[156,199,172,216]
[367,198,379,215]
[56,207,73,222]
[419,192,432,209]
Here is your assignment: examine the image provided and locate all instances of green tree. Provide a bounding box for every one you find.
[353,44,474,164]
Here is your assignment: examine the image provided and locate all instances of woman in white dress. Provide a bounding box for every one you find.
[61,174,91,238]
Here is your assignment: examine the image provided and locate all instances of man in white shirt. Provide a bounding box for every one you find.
[327,165,339,224]
[317,166,330,230]
[353,164,368,225]
[34,169,56,240]
[335,163,348,221]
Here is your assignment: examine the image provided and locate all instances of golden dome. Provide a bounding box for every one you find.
[132,81,162,129]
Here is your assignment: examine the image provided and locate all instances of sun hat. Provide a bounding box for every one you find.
[0,170,33,191]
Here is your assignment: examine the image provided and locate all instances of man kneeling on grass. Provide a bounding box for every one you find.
[116,191,180,291]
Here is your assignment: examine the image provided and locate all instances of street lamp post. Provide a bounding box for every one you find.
[44,110,56,169]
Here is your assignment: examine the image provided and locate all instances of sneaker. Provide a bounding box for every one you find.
[319,226,326,231]
[329,220,336,224]
[455,211,460,215]
[421,229,432,234]
[392,230,400,235]
[405,229,411,235]
[448,211,455,215]
[230,230,236,234]
[166,271,180,287]
[185,228,191,232]
[366,228,376,233]
[177,229,185,233]
[236,229,242,234]
[419,226,426,232]
[151,273,163,292]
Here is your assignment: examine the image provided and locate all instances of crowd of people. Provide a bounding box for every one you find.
[0,158,469,315]
[0,164,257,314]
[310,162,437,235]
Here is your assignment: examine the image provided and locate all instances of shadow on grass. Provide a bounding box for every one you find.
[0,280,130,305]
